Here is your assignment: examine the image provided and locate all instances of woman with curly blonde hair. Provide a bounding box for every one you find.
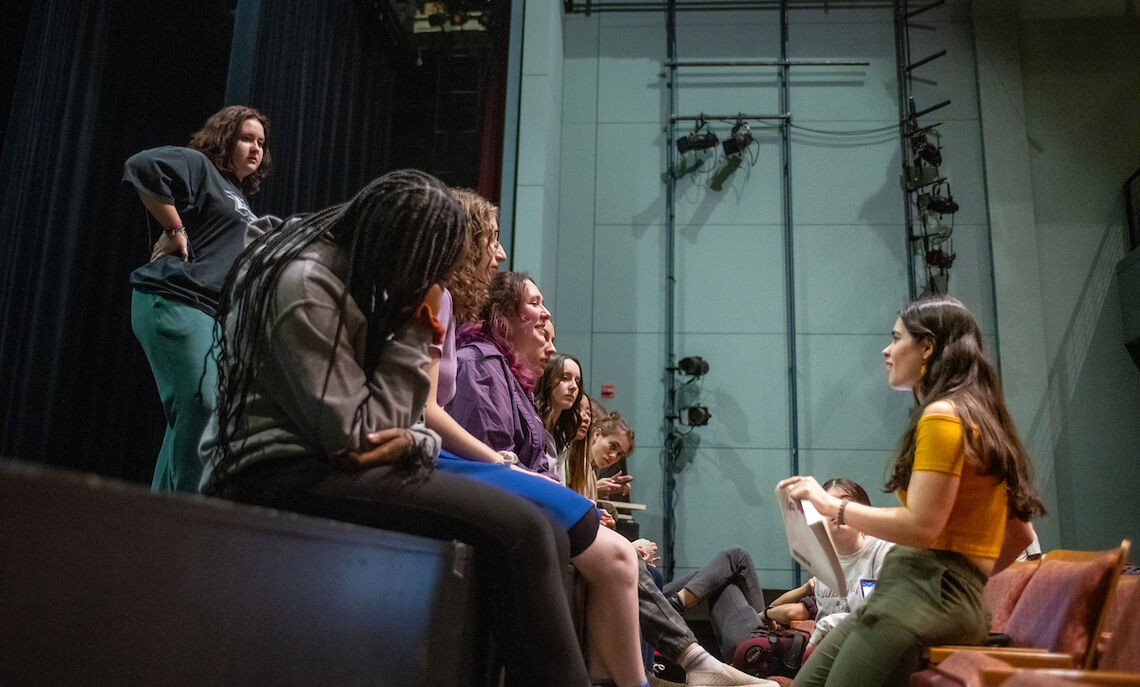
[449,188,505,325]
[418,188,510,464]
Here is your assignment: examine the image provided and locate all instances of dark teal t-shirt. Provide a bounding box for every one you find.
[126,146,257,316]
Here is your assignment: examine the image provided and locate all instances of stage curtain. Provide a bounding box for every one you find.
[0,0,233,480]
[224,0,397,216]
[477,0,512,204]
[0,0,394,481]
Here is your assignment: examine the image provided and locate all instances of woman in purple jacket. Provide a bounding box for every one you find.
[449,271,555,473]
[447,271,653,687]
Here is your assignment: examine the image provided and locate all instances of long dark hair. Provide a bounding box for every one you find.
[535,352,585,450]
[458,271,539,391]
[565,394,594,497]
[884,296,1045,521]
[209,170,466,479]
[188,105,271,195]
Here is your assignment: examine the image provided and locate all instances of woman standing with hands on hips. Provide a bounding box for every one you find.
[126,105,270,492]
[780,295,1044,687]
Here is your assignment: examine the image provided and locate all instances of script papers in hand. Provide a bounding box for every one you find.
[775,485,846,596]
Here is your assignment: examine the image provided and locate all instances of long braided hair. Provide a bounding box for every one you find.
[208,170,466,480]
[884,296,1046,521]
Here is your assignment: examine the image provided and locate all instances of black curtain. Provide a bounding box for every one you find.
[224,0,398,216]
[1,0,401,481]
[0,0,233,480]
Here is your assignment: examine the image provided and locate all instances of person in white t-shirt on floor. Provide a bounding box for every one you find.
[765,478,894,646]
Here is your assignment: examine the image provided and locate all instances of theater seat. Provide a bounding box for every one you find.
[984,559,1040,635]
[0,461,484,687]
[917,543,1138,687]
[927,542,1130,670]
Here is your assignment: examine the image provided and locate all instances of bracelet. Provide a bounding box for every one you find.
[837,498,849,526]
[163,224,186,235]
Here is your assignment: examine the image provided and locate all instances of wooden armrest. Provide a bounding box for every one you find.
[927,646,1076,669]
[597,500,646,511]
[928,645,1047,663]
[980,667,1140,686]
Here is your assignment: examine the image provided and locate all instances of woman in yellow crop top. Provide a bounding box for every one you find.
[780,295,1046,687]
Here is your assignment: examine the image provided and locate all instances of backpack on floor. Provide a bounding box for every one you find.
[730,626,810,678]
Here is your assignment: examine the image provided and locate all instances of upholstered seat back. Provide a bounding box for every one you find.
[1098,574,1140,671]
[983,559,1039,634]
[1003,549,1121,664]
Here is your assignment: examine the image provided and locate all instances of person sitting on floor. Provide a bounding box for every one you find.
[764,478,894,647]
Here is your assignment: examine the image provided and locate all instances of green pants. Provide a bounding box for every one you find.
[795,546,990,687]
[131,290,217,492]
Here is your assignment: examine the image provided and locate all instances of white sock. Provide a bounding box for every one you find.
[679,645,722,673]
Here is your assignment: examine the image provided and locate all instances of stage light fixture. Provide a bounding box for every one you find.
[925,248,956,270]
[910,131,942,167]
[677,356,709,377]
[708,118,753,191]
[676,119,719,155]
[685,406,712,427]
[722,120,753,156]
[917,182,959,215]
[917,193,958,215]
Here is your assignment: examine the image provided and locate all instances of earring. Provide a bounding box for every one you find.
[920,362,927,378]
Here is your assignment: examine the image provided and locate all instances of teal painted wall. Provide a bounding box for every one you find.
[1013,6,1140,550]
[542,4,994,585]
[510,0,563,296]
[503,2,1139,585]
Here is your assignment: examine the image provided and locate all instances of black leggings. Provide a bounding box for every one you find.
[210,458,589,687]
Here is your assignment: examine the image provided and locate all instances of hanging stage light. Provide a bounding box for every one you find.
[684,405,711,427]
[917,182,959,215]
[677,355,709,377]
[721,119,753,157]
[709,118,754,191]
[676,118,719,154]
[667,118,718,181]
[925,248,956,270]
[910,130,942,167]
